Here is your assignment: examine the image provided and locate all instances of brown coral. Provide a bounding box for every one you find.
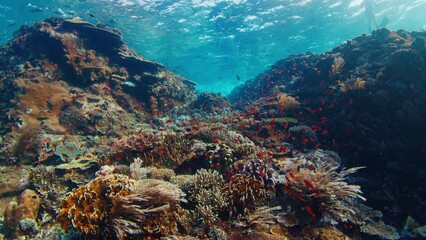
[112,130,195,168]
[188,169,227,225]
[3,189,41,236]
[57,174,186,239]
[57,174,134,238]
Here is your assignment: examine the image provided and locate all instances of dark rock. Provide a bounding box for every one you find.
[230,29,426,224]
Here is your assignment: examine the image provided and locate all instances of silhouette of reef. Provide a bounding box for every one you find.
[0,18,424,239]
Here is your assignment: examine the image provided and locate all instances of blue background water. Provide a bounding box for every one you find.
[1,0,425,95]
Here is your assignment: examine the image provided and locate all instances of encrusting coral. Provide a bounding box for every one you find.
[3,189,41,237]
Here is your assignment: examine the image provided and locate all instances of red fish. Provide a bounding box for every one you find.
[305,206,317,218]
[306,164,315,171]
[293,192,305,202]
[284,186,292,195]
[285,176,292,183]
[314,192,323,198]
[304,179,315,191]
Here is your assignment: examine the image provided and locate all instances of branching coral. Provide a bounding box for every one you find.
[188,169,227,225]
[223,174,266,217]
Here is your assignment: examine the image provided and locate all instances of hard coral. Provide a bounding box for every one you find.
[57,174,186,239]
[3,189,41,237]
[112,130,195,168]
[188,169,227,225]
[224,174,266,217]
[57,174,134,239]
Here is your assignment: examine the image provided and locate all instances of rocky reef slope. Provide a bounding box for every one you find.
[230,28,426,228]
[0,18,424,239]
[0,17,196,164]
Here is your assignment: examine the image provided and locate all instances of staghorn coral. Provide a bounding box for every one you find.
[57,174,186,239]
[188,169,227,225]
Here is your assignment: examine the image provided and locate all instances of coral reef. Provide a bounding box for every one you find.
[230,28,426,226]
[0,17,196,165]
[56,174,186,239]
[0,18,423,240]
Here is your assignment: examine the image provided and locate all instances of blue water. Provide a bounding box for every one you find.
[1,0,425,94]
